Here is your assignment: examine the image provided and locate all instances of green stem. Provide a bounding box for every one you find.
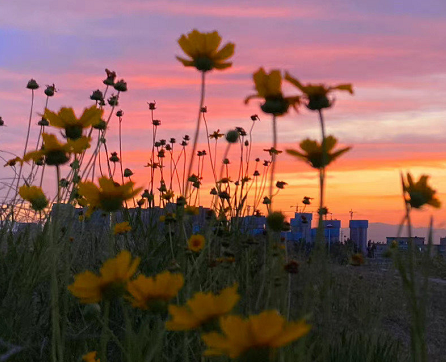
[269,115,277,209]
[185,71,206,199]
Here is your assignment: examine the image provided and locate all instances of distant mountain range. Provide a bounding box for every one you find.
[341,223,446,244]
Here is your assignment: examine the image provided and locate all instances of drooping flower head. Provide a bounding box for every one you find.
[285,72,353,111]
[402,173,441,209]
[19,185,48,211]
[286,136,351,169]
[245,68,300,116]
[202,310,311,360]
[177,29,235,72]
[165,284,239,331]
[78,177,142,216]
[44,106,103,140]
[126,271,184,311]
[68,250,140,303]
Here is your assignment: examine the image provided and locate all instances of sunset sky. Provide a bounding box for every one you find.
[1,0,445,229]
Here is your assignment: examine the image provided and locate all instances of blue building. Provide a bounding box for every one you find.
[350,220,369,253]
[287,212,313,242]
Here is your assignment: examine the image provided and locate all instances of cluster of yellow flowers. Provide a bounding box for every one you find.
[69,252,310,361]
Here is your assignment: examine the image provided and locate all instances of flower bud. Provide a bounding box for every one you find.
[27,79,39,90]
[109,152,119,163]
[152,120,161,126]
[90,89,103,101]
[93,119,107,130]
[38,117,49,126]
[148,101,156,110]
[44,84,56,97]
[114,79,127,92]
[0,117,3,126]
[103,69,116,86]
[108,95,119,106]
[225,129,239,143]
[116,110,123,117]
[123,168,133,177]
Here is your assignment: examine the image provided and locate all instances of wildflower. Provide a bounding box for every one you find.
[264,147,282,156]
[210,188,218,195]
[201,106,207,113]
[202,310,311,359]
[103,69,116,86]
[276,181,287,189]
[108,94,119,106]
[263,196,271,205]
[148,101,156,110]
[402,173,441,209]
[27,79,39,90]
[114,79,127,92]
[109,152,119,163]
[177,29,235,72]
[68,250,140,303]
[286,136,351,169]
[78,177,142,216]
[161,189,175,201]
[166,284,239,331]
[170,138,176,144]
[245,68,300,116]
[160,212,176,224]
[226,129,240,143]
[253,170,260,177]
[126,271,184,311]
[4,157,23,167]
[93,119,107,130]
[19,185,48,211]
[82,351,100,362]
[123,168,133,177]
[302,196,312,205]
[114,221,132,235]
[116,110,123,117]
[67,136,91,154]
[285,72,353,111]
[24,133,71,166]
[350,253,364,266]
[44,84,56,97]
[38,117,49,126]
[152,119,161,126]
[0,117,4,126]
[44,106,103,140]
[218,177,232,184]
[188,234,205,252]
[251,114,259,121]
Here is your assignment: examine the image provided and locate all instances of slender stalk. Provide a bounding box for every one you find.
[269,115,277,209]
[185,71,206,199]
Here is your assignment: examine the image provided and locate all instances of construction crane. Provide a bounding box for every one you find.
[349,209,356,220]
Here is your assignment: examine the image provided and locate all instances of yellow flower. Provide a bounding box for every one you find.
[24,133,71,166]
[44,105,103,139]
[286,136,351,169]
[402,173,441,209]
[78,177,142,216]
[113,221,132,235]
[161,189,175,201]
[285,72,353,111]
[67,136,91,154]
[68,250,140,304]
[176,29,235,72]
[18,185,48,211]
[188,234,205,252]
[245,68,300,116]
[165,284,239,331]
[126,271,184,310]
[202,310,311,359]
[82,351,100,362]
